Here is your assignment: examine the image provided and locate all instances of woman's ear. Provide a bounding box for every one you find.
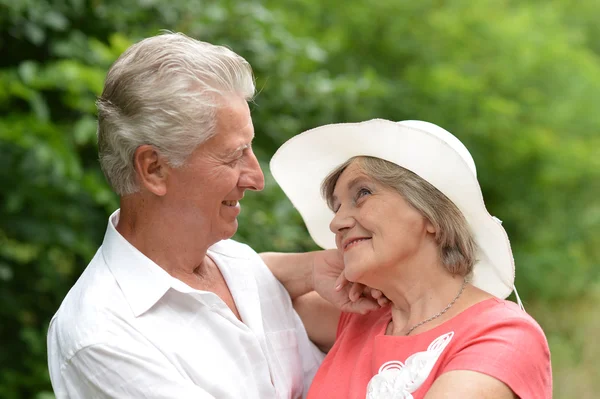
[133,145,168,196]
[425,219,437,234]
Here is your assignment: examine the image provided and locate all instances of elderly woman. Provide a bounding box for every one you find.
[267,120,552,398]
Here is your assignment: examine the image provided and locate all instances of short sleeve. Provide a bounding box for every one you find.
[442,315,552,399]
[336,312,353,337]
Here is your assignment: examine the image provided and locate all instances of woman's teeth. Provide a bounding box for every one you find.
[222,200,238,206]
[346,238,370,249]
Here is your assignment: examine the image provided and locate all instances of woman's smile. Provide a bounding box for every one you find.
[343,237,372,251]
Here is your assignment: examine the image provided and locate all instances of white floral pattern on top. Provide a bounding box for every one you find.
[366,331,454,399]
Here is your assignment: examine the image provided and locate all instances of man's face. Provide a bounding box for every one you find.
[164,96,265,245]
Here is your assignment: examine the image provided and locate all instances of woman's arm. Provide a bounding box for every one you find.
[260,251,315,300]
[425,371,517,399]
[426,310,551,399]
[260,250,382,351]
[292,291,341,352]
[260,251,340,351]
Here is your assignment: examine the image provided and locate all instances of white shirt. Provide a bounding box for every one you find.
[47,210,324,398]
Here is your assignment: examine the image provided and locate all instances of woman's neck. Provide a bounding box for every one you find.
[365,253,472,336]
[386,274,468,336]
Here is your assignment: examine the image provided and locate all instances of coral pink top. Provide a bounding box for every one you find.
[308,298,552,399]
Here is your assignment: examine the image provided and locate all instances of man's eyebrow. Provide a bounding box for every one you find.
[224,142,252,158]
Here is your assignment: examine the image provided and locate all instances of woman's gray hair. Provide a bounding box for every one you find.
[321,156,477,276]
[97,32,255,195]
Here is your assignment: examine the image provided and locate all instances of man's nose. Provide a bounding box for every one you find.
[239,149,265,191]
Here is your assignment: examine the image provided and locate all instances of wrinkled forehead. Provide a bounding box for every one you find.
[334,159,368,186]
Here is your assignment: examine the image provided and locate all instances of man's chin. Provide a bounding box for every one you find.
[220,220,239,241]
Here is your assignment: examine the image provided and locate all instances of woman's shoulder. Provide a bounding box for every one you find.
[454,297,548,343]
[468,297,542,323]
[440,298,552,399]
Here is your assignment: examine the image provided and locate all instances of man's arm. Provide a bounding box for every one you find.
[56,341,216,399]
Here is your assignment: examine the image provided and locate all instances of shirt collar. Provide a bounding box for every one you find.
[101,209,172,317]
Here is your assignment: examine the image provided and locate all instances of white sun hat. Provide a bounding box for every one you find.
[270,119,515,299]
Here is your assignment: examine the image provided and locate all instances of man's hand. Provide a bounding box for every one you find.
[312,249,389,314]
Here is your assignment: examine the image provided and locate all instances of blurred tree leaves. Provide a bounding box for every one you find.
[0,0,598,397]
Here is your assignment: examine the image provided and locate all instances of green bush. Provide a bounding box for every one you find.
[0,0,598,397]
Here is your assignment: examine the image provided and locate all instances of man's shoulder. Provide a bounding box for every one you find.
[209,239,291,300]
[209,239,259,260]
[49,249,131,357]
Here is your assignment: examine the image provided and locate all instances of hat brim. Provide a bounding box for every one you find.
[270,119,515,299]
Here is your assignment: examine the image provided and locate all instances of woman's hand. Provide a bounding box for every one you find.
[313,249,390,314]
[261,249,390,352]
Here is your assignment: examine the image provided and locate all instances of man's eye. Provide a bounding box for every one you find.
[228,156,242,167]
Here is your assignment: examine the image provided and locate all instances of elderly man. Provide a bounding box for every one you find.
[47,32,377,399]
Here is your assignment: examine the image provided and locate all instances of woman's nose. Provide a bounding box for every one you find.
[329,205,355,235]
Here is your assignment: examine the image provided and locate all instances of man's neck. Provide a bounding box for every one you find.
[117,197,213,279]
[117,206,241,319]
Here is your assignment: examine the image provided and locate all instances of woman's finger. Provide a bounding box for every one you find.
[370,289,383,299]
[349,283,365,302]
[377,297,390,307]
[334,272,349,292]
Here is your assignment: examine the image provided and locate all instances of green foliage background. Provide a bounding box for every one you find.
[1,0,598,397]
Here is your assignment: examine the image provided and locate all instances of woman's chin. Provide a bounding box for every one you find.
[343,266,366,285]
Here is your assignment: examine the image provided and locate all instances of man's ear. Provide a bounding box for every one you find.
[133,145,168,196]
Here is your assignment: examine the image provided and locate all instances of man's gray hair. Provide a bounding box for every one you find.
[97,32,255,195]
[322,156,478,276]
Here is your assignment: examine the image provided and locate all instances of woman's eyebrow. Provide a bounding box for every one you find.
[346,176,370,192]
[331,175,370,208]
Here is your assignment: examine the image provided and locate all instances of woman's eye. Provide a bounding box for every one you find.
[356,188,371,200]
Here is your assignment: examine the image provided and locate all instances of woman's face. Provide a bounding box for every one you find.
[329,161,436,285]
